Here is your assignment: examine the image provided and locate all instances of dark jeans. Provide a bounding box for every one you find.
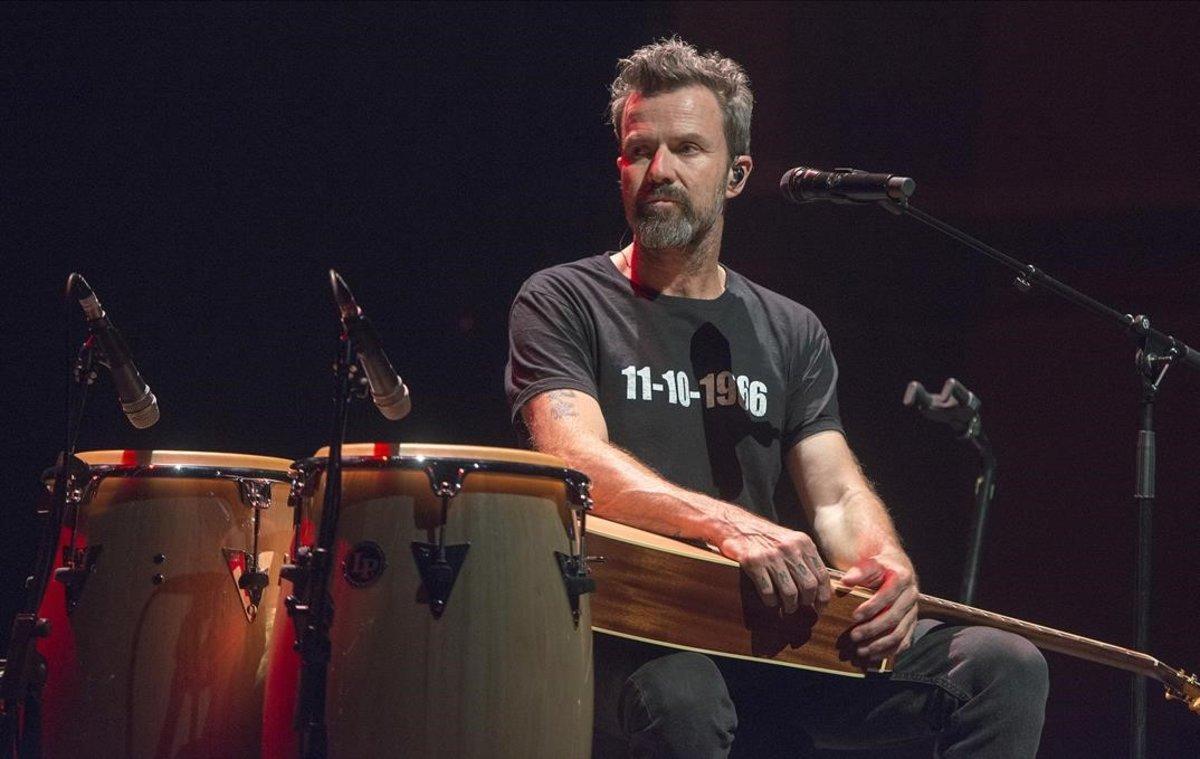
[593,619,1049,758]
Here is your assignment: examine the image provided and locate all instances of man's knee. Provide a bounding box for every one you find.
[619,651,737,755]
[951,626,1049,703]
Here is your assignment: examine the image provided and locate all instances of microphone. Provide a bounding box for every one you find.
[329,270,411,421]
[780,166,915,204]
[67,273,160,429]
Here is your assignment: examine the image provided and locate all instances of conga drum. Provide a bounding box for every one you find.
[262,443,594,758]
[35,450,294,758]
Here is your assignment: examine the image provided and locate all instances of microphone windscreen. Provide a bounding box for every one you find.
[122,391,160,429]
[372,382,411,420]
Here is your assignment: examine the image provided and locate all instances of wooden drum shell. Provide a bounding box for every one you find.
[262,443,593,759]
[36,450,295,759]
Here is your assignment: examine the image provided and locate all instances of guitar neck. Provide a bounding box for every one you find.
[912,591,1161,677]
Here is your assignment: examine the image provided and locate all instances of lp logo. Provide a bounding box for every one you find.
[343,541,387,587]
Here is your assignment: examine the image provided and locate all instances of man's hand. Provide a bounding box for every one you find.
[841,548,919,662]
[716,520,832,615]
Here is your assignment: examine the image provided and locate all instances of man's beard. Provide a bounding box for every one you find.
[630,183,724,250]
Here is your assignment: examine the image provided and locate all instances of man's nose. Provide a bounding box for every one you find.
[646,145,677,184]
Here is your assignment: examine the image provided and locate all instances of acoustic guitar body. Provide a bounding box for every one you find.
[586,516,875,678]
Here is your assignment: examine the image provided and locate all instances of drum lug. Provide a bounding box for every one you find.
[53,545,103,614]
[236,478,273,510]
[564,475,594,512]
[422,461,467,499]
[411,542,470,618]
[288,468,314,509]
[555,551,596,627]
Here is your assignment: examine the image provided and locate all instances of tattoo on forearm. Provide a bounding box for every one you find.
[548,390,579,420]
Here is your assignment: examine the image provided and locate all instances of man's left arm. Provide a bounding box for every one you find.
[786,429,920,662]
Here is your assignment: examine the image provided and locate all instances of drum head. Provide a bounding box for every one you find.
[310,442,566,468]
[75,449,293,471]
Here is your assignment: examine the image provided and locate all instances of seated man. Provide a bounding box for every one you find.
[505,37,1048,758]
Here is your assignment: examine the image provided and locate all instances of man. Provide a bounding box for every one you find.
[506,38,1048,758]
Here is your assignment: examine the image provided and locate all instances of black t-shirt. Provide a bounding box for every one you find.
[505,253,842,522]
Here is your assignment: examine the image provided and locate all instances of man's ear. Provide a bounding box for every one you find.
[727,155,753,198]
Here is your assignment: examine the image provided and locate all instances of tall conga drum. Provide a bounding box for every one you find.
[36,450,294,758]
[262,443,593,758]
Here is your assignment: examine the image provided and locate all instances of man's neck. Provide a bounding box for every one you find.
[615,220,727,299]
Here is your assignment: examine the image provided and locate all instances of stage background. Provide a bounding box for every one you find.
[3,2,1198,755]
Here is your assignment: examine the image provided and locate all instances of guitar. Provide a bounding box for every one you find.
[584,515,1200,714]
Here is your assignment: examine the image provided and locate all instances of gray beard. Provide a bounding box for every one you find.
[632,187,724,250]
[634,212,698,249]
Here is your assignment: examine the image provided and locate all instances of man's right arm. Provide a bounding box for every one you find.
[521,387,831,613]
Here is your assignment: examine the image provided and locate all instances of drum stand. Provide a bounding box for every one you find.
[282,331,362,759]
[0,335,98,757]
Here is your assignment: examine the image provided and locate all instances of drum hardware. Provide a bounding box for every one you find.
[554,552,596,626]
[412,462,471,618]
[227,477,277,616]
[411,542,470,618]
[52,544,103,613]
[1,282,103,755]
[237,476,275,509]
[560,474,597,626]
[222,548,275,620]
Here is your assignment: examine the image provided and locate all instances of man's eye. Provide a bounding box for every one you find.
[678,143,700,155]
[629,146,651,158]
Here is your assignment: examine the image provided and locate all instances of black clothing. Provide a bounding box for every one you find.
[504,252,1047,757]
[505,253,842,521]
[598,620,1049,758]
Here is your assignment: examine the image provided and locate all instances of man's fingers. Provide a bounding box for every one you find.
[750,565,778,607]
[771,564,800,614]
[851,569,908,622]
[808,551,832,605]
[851,583,917,643]
[857,606,919,660]
[783,557,816,608]
[749,559,801,613]
[840,558,882,589]
[727,530,829,614]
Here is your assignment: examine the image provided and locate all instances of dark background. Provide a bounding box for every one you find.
[3,2,1199,755]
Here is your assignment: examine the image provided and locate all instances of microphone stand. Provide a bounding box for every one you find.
[964,431,997,608]
[283,332,356,759]
[903,378,996,606]
[878,198,1198,759]
[0,314,97,756]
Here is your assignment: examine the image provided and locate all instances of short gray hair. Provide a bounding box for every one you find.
[609,37,753,159]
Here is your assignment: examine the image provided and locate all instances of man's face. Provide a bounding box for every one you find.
[618,84,732,250]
